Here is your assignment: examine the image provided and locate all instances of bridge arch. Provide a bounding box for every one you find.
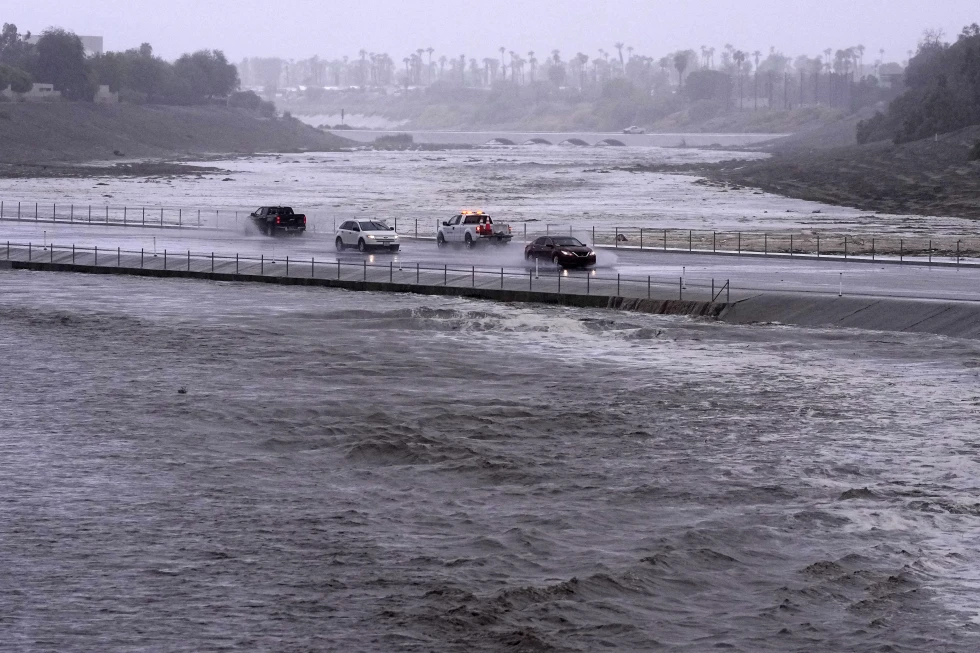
[559,138,589,146]
[485,137,516,145]
[523,137,553,145]
[596,138,626,147]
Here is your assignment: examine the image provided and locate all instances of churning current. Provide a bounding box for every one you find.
[1,270,979,652]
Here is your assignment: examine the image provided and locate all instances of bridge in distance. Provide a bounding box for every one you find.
[328,129,785,148]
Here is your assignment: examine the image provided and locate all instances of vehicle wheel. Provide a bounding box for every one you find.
[464,234,474,249]
[390,245,400,252]
[335,237,345,251]
[358,239,367,253]
[525,250,532,260]
[437,233,446,247]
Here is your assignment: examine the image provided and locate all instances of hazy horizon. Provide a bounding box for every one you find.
[6,0,979,63]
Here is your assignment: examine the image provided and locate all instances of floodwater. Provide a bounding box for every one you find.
[1,145,976,236]
[2,270,979,651]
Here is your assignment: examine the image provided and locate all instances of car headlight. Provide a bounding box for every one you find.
[367,235,375,239]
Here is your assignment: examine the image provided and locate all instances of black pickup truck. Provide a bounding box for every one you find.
[249,206,307,236]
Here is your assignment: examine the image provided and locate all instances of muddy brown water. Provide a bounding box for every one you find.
[2,270,979,651]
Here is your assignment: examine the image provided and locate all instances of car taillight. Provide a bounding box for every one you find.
[276,216,281,224]
[303,216,307,223]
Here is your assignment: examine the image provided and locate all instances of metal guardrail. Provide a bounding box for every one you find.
[2,199,976,263]
[1,240,729,303]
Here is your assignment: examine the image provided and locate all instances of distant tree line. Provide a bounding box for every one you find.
[0,21,272,113]
[858,25,980,144]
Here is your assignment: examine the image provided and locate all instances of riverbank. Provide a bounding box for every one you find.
[0,103,352,166]
[623,124,980,220]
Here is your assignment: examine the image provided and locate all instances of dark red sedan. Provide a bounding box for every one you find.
[524,236,597,269]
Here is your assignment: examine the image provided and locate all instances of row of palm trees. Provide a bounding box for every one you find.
[239,42,901,94]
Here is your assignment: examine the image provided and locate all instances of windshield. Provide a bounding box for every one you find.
[358,221,390,231]
[274,207,294,215]
[552,237,584,247]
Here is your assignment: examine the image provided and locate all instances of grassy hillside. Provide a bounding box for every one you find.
[0,103,351,164]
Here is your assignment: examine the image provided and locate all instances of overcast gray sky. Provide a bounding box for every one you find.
[6,0,978,62]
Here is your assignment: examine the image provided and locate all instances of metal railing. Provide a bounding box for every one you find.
[1,240,730,304]
[2,199,975,263]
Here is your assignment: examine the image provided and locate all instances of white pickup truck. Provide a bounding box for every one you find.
[436,211,513,248]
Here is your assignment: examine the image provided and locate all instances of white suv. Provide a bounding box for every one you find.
[336,220,400,252]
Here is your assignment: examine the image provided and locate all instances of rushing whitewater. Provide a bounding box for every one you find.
[1,270,978,652]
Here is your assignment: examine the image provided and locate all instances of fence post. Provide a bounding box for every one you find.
[738,232,741,255]
[105,205,108,224]
[615,227,619,248]
[844,235,847,259]
[679,276,682,300]
[587,273,590,295]
[592,226,595,244]
[872,238,875,261]
[900,239,903,264]
[790,234,793,257]
[337,260,340,279]
[415,218,418,239]
[817,234,820,258]
[261,254,264,275]
[557,269,561,294]
[640,228,644,250]
[363,260,367,281]
[689,230,692,252]
[93,245,96,266]
[764,233,768,256]
[928,240,932,265]
[444,264,447,286]
[286,255,289,276]
[713,231,716,253]
[211,252,214,273]
[712,278,715,300]
[529,269,532,290]
[142,207,145,226]
[647,276,651,299]
[117,247,120,267]
[471,265,475,287]
[35,202,38,221]
[164,249,167,270]
[417,263,420,284]
[236,253,239,274]
[391,261,394,283]
[957,240,961,266]
[727,280,730,303]
[500,267,504,289]
[187,250,190,271]
[141,248,143,269]
[311,257,314,279]
[72,244,74,264]
[617,274,620,296]
[663,229,667,251]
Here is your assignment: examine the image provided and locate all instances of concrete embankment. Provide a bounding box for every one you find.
[5,259,979,339]
[720,292,980,339]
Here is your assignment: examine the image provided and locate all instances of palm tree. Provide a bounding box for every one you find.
[673,51,689,87]
[438,55,447,81]
[708,47,715,69]
[733,50,746,107]
[614,42,625,69]
[358,49,368,88]
[753,50,762,70]
[528,51,536,82]
[855,44,865,77]
[576,52,589,90]
[426,47,434,83]
[459,54,465,85]
[499,46,506,81]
